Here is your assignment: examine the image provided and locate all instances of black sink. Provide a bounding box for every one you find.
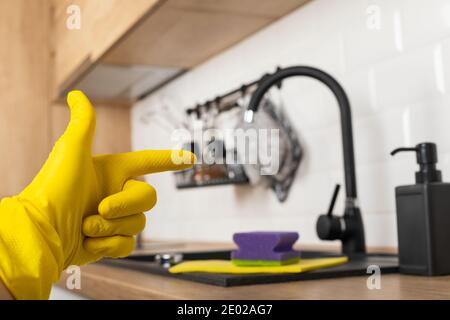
[99,250,399,287]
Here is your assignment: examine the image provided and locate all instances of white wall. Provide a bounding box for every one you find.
[131,0,450,248]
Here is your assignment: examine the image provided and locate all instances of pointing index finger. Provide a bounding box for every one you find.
[110,150,196,178]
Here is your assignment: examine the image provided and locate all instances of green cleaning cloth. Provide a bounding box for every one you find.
[232,257,300,266]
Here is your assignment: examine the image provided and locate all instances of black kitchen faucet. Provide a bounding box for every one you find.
[245,66,366,254]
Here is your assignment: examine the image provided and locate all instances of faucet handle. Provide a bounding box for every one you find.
[316,184,343,240]
[327,184,341,217]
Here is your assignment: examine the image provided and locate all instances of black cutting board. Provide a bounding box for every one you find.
[100,250,399,287]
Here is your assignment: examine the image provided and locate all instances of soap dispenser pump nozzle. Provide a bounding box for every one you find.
[391,142,442,183]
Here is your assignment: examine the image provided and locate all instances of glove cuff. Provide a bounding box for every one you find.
[0,196,64,299]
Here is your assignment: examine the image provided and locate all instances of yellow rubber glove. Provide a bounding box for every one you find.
[0,90,195,300]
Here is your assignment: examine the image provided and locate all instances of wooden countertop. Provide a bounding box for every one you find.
[57,241,450,300]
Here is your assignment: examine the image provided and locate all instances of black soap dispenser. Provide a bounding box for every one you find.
[391,142,450,275]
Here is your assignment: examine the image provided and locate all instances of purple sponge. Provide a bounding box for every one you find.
[231,231,300,261]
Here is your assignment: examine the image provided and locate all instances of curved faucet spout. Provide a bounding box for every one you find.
[246,66,366,254]
[248,66,356,201]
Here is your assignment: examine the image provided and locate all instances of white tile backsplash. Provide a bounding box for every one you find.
[341,66,378,118]
[353,107,408,165]
[401,0,450,50]
[374,44,443,109]
[341,0,403,70]
[132,0,450,248]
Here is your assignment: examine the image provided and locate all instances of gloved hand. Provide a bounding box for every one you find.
[0,91,195,300]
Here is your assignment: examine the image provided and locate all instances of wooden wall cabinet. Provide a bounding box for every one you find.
[0,0,51,195]
[50,0,161,100]
[50,0,310,103]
